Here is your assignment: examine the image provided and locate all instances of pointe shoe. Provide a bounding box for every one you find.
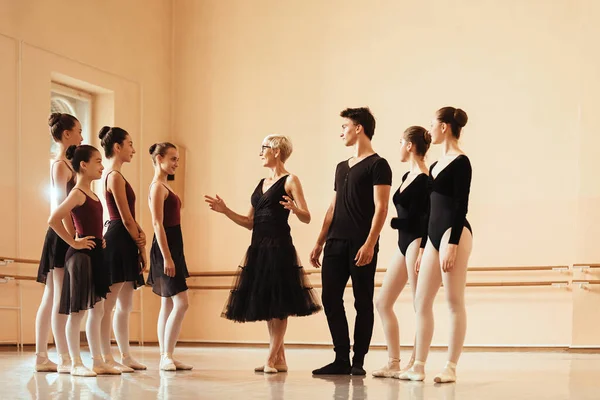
[121,354,147,371]
[397,361,426,381]
[263,365,278,374]
[71,364,97,377]
[57,354,72,374]
[160,354,177,371]
[160,357,177,371]
[92,358,122,375]
[173,359,193,371]
[93,364,122,375]
[160,360,176,371]
[104,359,134,373]
[34,354,58,372]
[372,359,400,378]
[433,362,457,383]
[392,361,415,379]
[254,364,288,373]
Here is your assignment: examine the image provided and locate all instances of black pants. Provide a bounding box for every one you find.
[321,238,378,361]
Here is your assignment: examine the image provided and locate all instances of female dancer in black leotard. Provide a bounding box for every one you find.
[48,145,118,377]
[399,107,473,383]
[99,126,147,372]
[148,142,192,371]
[35,113,82,373]
[372,126,430,378]
[205,135,321,373]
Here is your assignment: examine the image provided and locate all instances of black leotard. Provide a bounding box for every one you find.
[390,172,429,256]
[425,155,472,251]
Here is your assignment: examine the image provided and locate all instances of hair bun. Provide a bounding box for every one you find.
[65,145,77,160]
[423,130,432,145]
[149,143,158,155]
[453,108,468,128]
[48,113,62,127]
[98,126,111,141]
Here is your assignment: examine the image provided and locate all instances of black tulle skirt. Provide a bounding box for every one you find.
[37,227,70,284]
[104,220,145,289]
[59,239,111,315]
[223,236,322,322]
[148,225,189,297]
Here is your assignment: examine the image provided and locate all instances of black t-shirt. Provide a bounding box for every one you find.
[327,153,393,245]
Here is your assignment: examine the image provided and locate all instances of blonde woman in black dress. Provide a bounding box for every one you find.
[205,135,321,373]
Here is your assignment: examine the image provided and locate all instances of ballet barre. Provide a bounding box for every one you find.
[308,281,572,289]
[0,273,30,350]
[188,285,232,290]
[0,259,572,275]
[0,256,146,348]
[0,256,39,265]
[571,279,600,289]
[572,264,600,272]
[305,266,569,274]
[0,274,36,282]
[189,271,237,277]
[0,257,35,349]
[187,280,572,290]
[467,266,568,272]
[191,265,570,278]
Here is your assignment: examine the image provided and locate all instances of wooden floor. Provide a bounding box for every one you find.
[3,345,600,399]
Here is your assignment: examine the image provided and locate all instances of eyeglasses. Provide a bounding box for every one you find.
[260,145,272,154]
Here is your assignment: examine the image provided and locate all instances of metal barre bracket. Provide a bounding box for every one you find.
[551,282,569,288]
[576,281,590,289]
[551,267,569,272]
[0,277,15,284]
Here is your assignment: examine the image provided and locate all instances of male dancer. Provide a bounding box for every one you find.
[310,107,392,375]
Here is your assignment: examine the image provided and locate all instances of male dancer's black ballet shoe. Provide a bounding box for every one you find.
[350,366,366,376]
[350,355,366,375]
[312,359,351,375]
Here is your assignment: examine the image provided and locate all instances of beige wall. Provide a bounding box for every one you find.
[2,0,600,349]
[172,0,600,347]
[571,0,600,346]
[0,0,173,344]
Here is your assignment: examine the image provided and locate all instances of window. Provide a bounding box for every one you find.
[48,83,94,209]
[50,83,92,156]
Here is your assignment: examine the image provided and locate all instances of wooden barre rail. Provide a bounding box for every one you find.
[466,266,567,272]
[4,254,595,273]
[0,254,569,273]
[189,265,569,278]
[0,257,39,265]
[190,271,237,277]
[0,258,148,348]
[572,264,600,269]
[0,274,577,288]
[188,280,571,291]
[0,256,576,274]
[0,274,36,281]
